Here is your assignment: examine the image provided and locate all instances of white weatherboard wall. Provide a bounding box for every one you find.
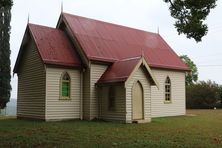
[151,69,186,117]
[45,67,81,120]
[83,68,90,120]
[90,63,108,119]
[17,40,46,120]
[125,66,151,123]
[99,85,126,121]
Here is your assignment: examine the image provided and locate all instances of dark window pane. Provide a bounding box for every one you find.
[165,77,171,101]
[108,87,115,110]
[62,81,69,97]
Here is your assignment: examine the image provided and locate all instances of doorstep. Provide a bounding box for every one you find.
[132,119,151,123]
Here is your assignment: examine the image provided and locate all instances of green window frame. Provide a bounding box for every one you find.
[165,76,171,103]
[60,72,71,99]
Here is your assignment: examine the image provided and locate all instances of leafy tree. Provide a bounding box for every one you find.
[180,55,198,86]
[186,80,221,109]
[218,86,222,104]
[164,0,217,42]
[0,0,13,109]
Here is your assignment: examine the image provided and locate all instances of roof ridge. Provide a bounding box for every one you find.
[28,23,56,30]
[62,12,159,36]
[119,56,141,62]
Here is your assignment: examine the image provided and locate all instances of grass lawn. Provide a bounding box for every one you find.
[0,110,222,147]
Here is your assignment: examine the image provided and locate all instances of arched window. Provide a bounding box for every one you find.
[61,72,70,98]
[108,86,115,111]
[165,76,171,102]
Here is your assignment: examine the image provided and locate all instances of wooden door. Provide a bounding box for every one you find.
[132,81,144,120]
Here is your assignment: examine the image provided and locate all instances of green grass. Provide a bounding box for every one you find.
[0,110,222,147]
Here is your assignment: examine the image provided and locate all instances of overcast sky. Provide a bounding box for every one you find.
[10,0,222,99]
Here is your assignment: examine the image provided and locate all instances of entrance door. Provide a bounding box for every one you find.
[132,81,144,120]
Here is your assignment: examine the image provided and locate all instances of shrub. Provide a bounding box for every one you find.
[186,80,222,109]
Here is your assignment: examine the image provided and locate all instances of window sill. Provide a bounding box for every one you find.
[164,101,172,104]
[59,97,71,101]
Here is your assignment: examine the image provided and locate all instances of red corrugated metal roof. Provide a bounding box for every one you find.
[99,57,141,83]
[62,13,189,71]
[29,23,81,67]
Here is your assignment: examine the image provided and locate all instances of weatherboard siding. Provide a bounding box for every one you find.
[125,66,151,122]
[99,85,126,121]
[45,67,81,120]
[83,68,90,120]
[90,63,108,119]
[151,69,186,117]
[17,40,46,119]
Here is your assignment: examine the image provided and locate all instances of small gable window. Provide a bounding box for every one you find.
[61,72,71,99]
[165,76,171,102]
[108,86,115,111]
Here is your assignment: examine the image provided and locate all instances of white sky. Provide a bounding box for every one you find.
[10,0,222,99]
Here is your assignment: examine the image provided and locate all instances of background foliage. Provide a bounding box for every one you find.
[186,80,222,109]
[164,0,217,42]
[0,0,13,109]
[180,55,198,86]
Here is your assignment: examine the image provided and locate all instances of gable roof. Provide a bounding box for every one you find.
[61,13,189,71]
[99,57,141,83]
[98,56,159,88]
[14,24,81,73]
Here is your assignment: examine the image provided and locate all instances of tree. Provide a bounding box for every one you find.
[180,55,198,86]
[218,86,222,104]
[0,0,13,109]
[186,80,221,109]
[164,0,217,42]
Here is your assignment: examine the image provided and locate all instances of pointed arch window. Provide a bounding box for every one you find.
[61,72,71,99]
[165,76,171,102]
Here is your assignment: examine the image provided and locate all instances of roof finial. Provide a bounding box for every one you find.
[141,49,144,58]
[61,1,63,13]
[157,26,159,34]
[27,13,30,24]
